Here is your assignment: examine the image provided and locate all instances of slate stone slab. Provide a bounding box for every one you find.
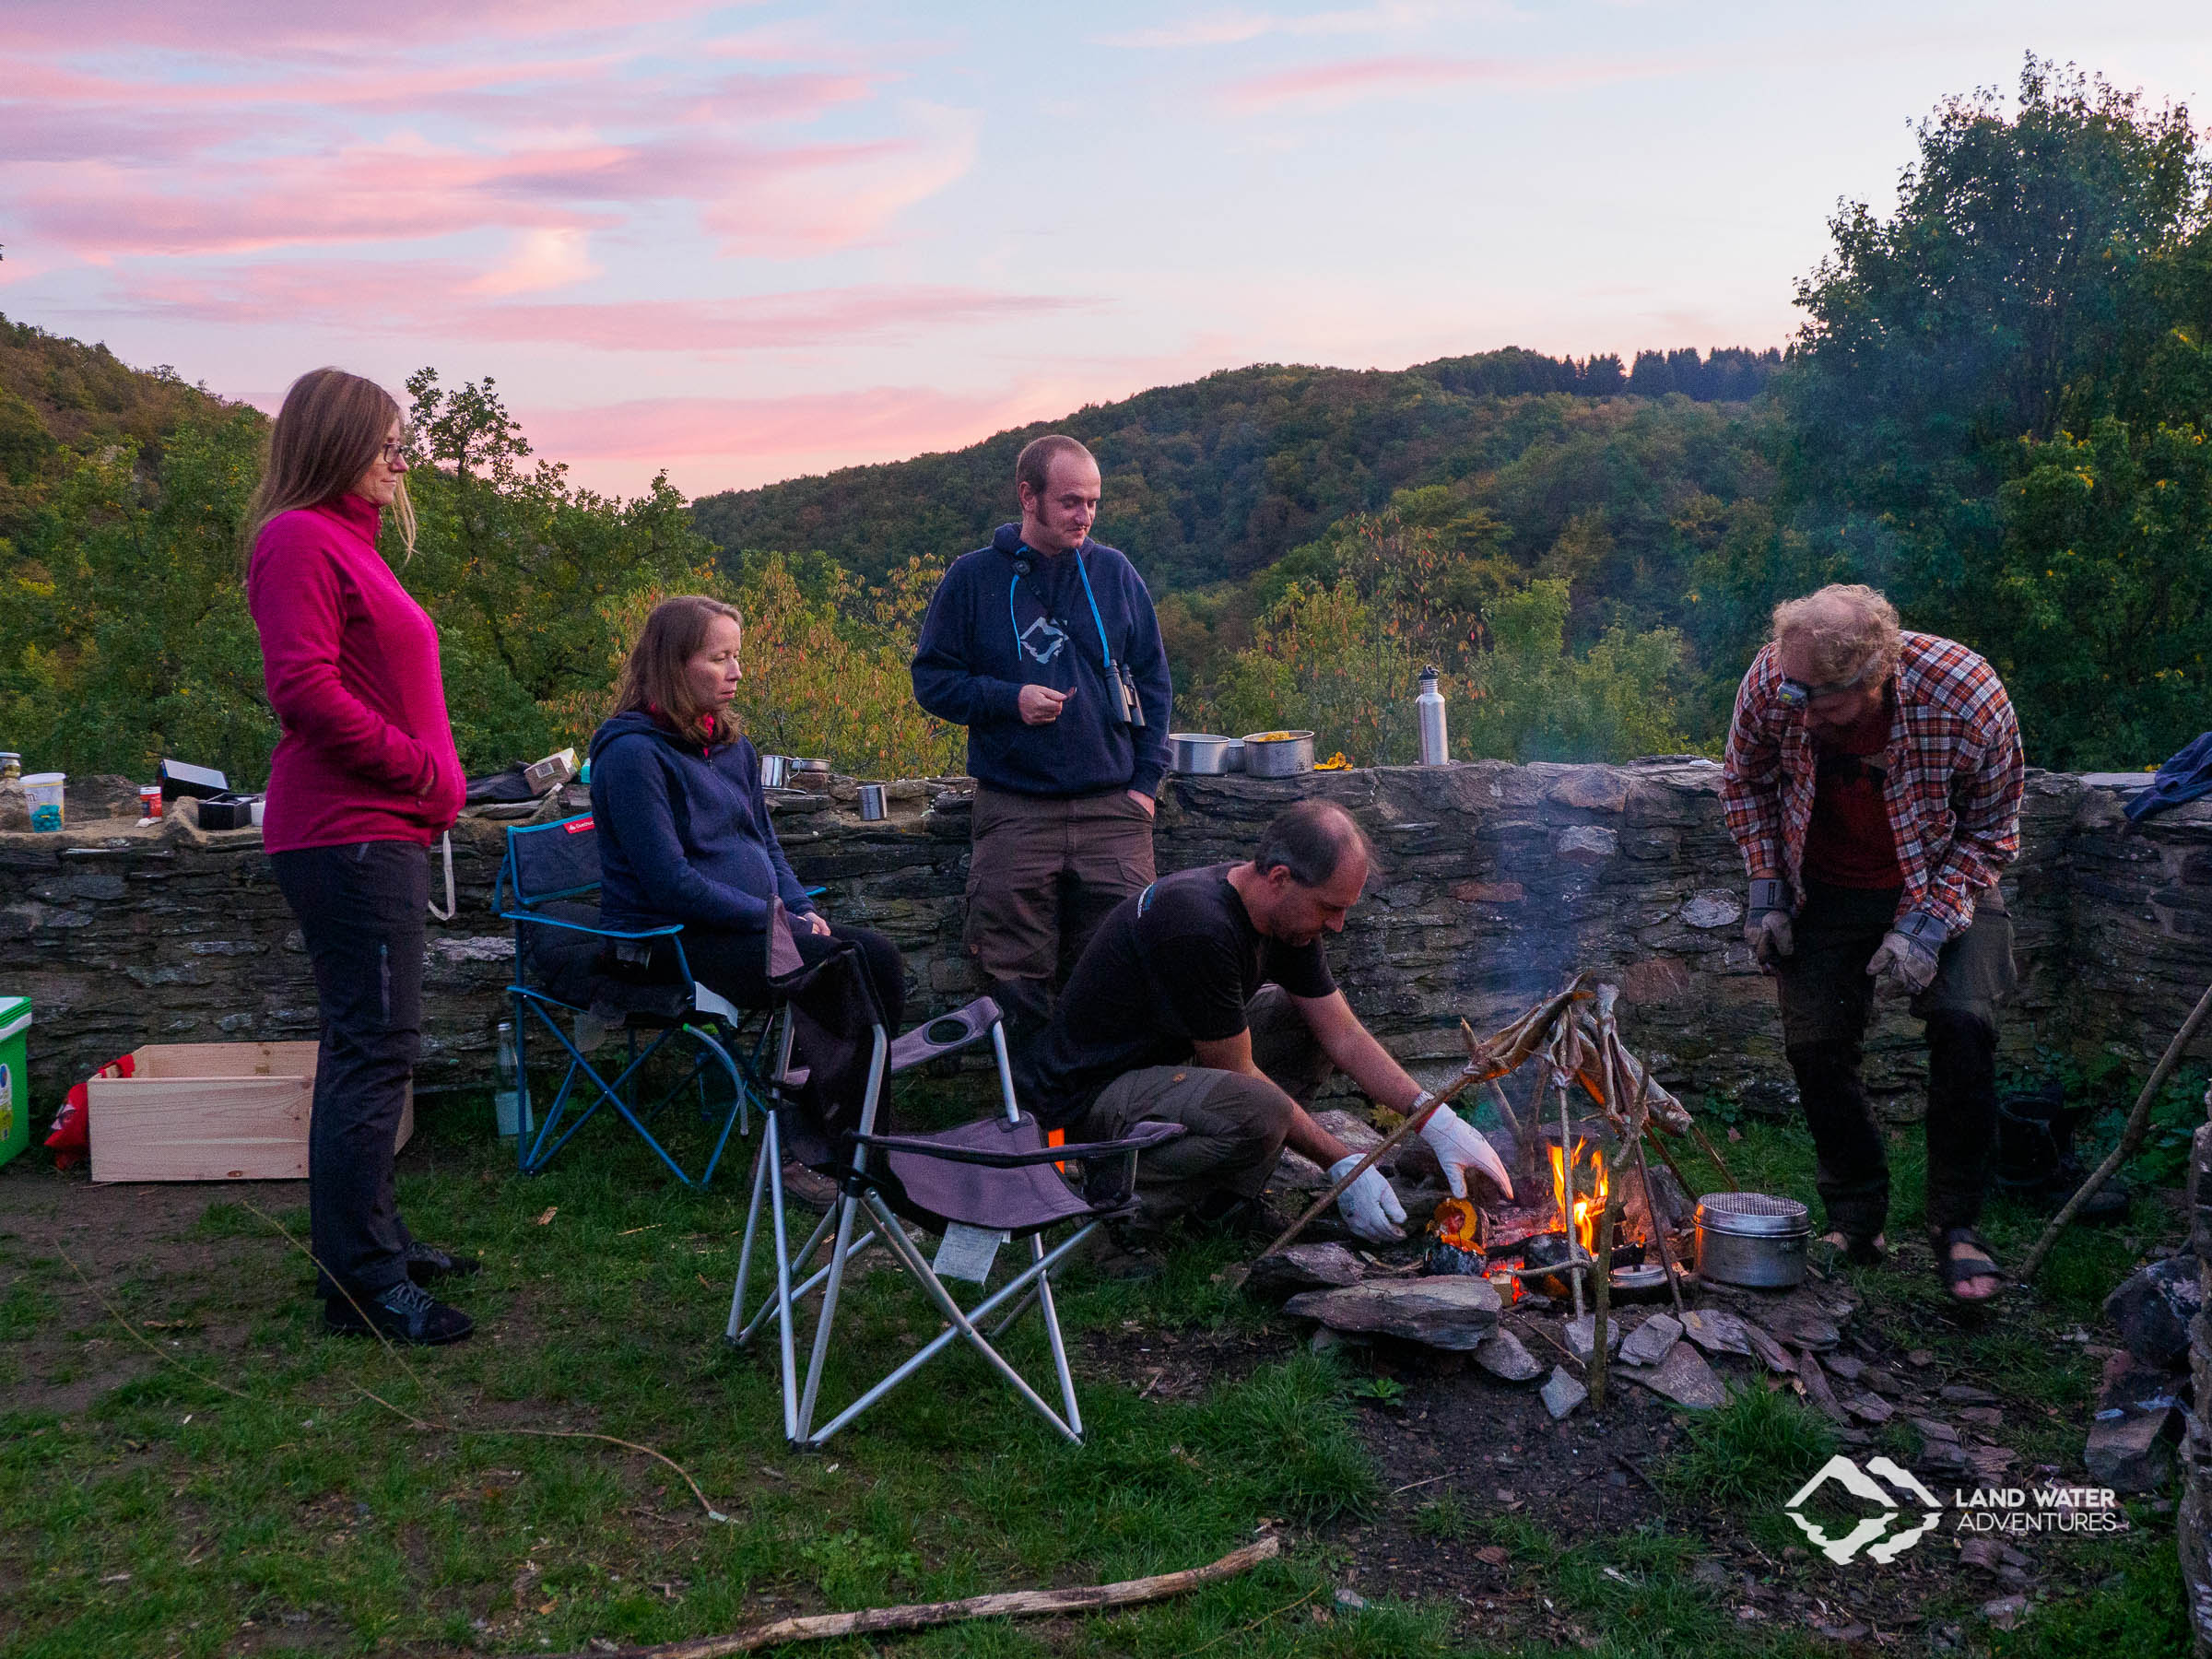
[1618,1312,1683,1368]
[1740,1321,1797,1374]
[2086,1410,2180,1491]
[2103,1256,2202,1371]
[1679,1308,1753,1357]
[1541,1366,1588,1419]
[1620,1341,1726,1409]
[1283,1277,1502,1351]
[1564,1313,1624,1362]
[1248,1243,1365,1300]
[1473,1328,1543,1382]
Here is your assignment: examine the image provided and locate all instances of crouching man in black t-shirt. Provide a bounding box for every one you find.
[1025,799,1513,1241]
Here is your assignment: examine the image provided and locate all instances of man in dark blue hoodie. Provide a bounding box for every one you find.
[912,434,1172,1052]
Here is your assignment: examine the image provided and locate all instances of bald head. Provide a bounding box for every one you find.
[1772,583,1901,688]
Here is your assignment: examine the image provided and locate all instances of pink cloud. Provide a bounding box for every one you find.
[1222,53,1680,112]
[108,259,1089,352]
[522,382,1088,493]
[2,0,725,53]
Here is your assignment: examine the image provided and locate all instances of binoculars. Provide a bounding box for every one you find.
[1110,661,1147,728]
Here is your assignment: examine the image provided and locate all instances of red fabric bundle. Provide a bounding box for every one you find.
[44,1051,135,1170]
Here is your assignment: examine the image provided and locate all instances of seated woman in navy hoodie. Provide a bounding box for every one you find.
[587,595,904,1026]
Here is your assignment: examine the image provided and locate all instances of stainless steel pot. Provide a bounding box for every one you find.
[1693,1192,1811,1288]
[759,754,794,789]
[791,758,832,793]
[857,783,887,821]
[1168,733,1237,774]
[1241,730,1315,778]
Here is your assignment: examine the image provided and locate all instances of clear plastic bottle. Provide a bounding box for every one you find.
[1416,666,1450,766]
[494,1022,522,1136]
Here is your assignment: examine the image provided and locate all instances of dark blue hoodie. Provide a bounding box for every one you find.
[910,524,1172,797]
[586,710,815,935]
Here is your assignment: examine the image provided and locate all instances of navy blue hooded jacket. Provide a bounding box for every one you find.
[586,709,815,935]
[910,524,1172,798]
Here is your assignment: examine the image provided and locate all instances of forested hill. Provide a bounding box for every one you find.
[688,345,1783,592]
[0,312,229,488]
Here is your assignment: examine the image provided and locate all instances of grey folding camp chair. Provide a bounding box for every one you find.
[724,926,1182,1447]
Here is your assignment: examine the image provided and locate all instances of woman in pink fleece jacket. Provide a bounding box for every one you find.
[245,368,475,1347]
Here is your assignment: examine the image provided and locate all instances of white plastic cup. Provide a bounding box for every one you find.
[23,772,64,832]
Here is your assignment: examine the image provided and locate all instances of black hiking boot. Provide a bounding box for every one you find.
[324,1279,475,1346]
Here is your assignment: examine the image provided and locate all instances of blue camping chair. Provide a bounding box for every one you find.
[495,814,770,1186]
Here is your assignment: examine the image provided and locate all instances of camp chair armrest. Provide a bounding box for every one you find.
[500,912,684,940]
[847,1122,1184,1170]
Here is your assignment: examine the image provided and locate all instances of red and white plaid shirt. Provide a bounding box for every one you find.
[1720,632,2025,935]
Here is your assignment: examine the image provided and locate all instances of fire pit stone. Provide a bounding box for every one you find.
[1247,1243,1365,1301]
[1472,1328,1543,1382]
[1563,1312,1624,1363]
[1541,1366,1588,1420]
[1618,1311,1684,1367]
[1281,1277,1502,1351]
[1618,1340,1726,1410]
[1677,1308,1753,1357]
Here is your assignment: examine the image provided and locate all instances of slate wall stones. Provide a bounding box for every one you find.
[3,762,2210,1121]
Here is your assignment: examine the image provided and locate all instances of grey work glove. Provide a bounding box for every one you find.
[1744,877,1794,967]
[1867,908,1947,996]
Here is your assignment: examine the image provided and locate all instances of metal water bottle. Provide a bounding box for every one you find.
[1416,665,1450,766]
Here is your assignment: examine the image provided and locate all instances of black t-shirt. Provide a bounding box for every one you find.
[1028,863,1336,1130]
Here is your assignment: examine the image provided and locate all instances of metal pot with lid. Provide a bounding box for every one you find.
[1693,1191,1811,1288]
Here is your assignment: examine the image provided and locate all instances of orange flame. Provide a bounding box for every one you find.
[1547,1140,1610,1255]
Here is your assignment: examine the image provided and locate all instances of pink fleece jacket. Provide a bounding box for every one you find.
[247,494,465,853]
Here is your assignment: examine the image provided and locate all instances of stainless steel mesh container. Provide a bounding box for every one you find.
[1693,1191,1811,1288]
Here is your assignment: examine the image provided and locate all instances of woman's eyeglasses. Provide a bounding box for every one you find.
[378,441,411,465]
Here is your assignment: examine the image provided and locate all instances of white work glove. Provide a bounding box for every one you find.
[1867,908,1946,996]
[1415,1095,1514,1201]
[1744,877,1794,967]
[1330,1154,1406,1243]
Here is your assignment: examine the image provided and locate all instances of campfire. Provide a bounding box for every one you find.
[1549,1138,1608,1256]
[1268,971,1737,1335]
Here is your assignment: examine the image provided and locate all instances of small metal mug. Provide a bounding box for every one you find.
[857,783,888,821]
[759,754,793,789]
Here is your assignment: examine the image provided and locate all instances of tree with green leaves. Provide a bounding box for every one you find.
[1773,56,2212,767]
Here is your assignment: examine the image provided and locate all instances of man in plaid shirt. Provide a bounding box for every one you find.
[1722,584,2023,1301]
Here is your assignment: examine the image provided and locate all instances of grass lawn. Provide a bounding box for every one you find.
[0,1060,2194,1658]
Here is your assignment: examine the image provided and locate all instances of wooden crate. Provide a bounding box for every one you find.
[87,1041,414,1182]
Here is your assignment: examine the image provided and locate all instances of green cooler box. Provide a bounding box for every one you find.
[0,995,27,1168]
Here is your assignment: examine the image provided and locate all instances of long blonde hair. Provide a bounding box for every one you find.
[242,368,415,569]
[611,596,747,747]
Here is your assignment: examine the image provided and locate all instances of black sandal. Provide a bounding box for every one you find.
[1933,1228,2004,1300]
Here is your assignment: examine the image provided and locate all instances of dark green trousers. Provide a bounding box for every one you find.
[1773,881,2017,1240]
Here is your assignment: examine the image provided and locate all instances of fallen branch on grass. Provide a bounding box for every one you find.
[547,1535,1282,1659]
[57,1242,252,1401]
[240,1201,734,1523]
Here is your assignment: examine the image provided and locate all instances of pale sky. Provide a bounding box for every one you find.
[6,2,2211,498]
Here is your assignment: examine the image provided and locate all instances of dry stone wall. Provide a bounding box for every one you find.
[3,760,2209,1123]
